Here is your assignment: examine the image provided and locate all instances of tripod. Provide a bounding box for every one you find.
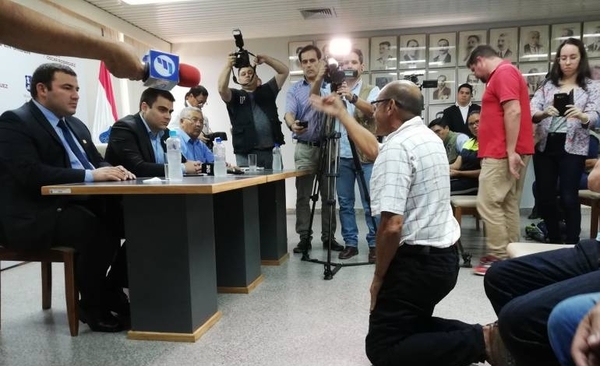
[301,107,377,280]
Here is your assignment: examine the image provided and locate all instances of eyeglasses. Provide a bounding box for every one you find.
[183,117,204,124]
[370,98,403,110]
[468,120,480,127]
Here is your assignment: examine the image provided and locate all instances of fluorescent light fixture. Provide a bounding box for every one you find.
[121,0,191,5]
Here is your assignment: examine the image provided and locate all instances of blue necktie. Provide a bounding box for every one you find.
[57,119,94,170]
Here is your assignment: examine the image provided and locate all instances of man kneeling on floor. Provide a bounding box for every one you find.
[310,80,512,366]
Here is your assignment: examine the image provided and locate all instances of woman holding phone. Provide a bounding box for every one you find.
[531,38,600,244]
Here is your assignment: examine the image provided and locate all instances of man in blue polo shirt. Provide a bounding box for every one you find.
[173,107,214,163]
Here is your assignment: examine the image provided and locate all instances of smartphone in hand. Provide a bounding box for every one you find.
[554,90,574,117]
[297,121,309,128]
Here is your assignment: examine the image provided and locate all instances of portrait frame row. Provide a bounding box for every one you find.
[288,21,600,73]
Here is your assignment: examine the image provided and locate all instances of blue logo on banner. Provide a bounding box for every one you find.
[25,75,31,92]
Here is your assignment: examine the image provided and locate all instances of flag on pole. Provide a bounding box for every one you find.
[92,62,118,143]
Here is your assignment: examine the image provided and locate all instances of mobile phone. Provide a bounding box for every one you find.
[297,121,309,128]
[554,90,574,117]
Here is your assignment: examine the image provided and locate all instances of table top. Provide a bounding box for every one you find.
[41,170,310,196]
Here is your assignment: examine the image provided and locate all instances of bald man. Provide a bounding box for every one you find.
[310,81,510,366]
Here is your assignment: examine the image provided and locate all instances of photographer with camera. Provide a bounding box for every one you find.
[217,31,288,169]
[333,48,381,263]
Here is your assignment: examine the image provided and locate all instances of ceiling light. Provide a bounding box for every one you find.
[121,0,191,5]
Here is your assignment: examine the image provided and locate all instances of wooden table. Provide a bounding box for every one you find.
[41,171,305,342]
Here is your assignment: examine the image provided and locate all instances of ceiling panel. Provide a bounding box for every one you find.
[82,0,600,43]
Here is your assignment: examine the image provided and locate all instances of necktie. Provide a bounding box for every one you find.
[57,119,94,170]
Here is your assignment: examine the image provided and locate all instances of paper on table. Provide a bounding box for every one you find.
[142,177,165,184]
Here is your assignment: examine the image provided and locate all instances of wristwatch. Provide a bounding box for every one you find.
[349,94,358,104]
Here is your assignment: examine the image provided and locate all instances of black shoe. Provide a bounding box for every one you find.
[528,206,539,220]
[368,248,376,264]
[323,239,343,251]
[107,289,131,329]
[293,239,312,254]
[338,246,358,259]
[79,305,124,333]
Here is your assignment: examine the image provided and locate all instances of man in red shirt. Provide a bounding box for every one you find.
[466,45,534,276]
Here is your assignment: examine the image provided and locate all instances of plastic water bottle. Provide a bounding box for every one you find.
[272,144,282,171]
[213,137,227,177]
[166,130,183,182]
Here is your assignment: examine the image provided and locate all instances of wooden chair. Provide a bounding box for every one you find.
[579,189,600,239]
[0,246,79,336]
[450,195,482,268]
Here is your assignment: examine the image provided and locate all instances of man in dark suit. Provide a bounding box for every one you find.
[0,63,135,332]
[105,88,201,177]
[442,83,481,137]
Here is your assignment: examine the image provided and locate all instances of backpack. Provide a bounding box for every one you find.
[525,220,567,243]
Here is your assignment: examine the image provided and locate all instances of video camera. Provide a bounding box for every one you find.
[232,29,254,69]
[403,73,438,90]
[323,58,358,93]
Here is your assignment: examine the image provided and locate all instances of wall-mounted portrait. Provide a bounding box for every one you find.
[315,40,331,60]
[551,23,581,56]
[519,25,550,62]
[399,34,426,70]
[457,68,485,102]
[427,105,451,124]
[519,62,549,98]
[429,33,456,68]
[427,68,456,104]
[371,72,398,89]
[584,21,600,56]
[370,36,397,71]
[288,41,314,75]
[458,30,487,65]
[590,59,600,81]
[489,28,518,63]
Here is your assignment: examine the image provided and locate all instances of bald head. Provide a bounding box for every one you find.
[380,80,423,117]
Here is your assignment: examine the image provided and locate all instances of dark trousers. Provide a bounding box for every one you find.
[484,239,600,366]
[533,134,586,243]
[366,245,486,366]
[53,197,125,309]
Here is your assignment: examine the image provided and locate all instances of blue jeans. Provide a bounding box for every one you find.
[484,239,600,366]
[336,158,379,248]
[548,292,600,366]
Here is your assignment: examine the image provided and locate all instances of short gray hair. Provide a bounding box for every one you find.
[179,106,202,121]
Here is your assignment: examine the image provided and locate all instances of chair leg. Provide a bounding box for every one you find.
[41,262,52,310]
[475,212,480,231]
[63,252,79,336]
[454,206,462,227]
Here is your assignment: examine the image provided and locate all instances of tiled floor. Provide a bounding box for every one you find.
[0,210,593,366]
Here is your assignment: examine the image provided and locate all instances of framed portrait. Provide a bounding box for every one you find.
[589,59,600,81]
[519,25,550,62]
[371,72,398,89]
[584,21,600,57]
[427,105,451,124]
[457,68,485,102]
[519,62,548,98]
[551,23,581,56]
[428,32,456,68]
[315,40,331,60]
[458,30,487,65]
[399,34,426,70]
[288,41,313,75]
[351,38,370,71]
[427,68,456,104]
[370,36,397,71]
[489,28,518,63]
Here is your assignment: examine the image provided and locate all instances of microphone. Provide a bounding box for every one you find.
[142,50,201,90]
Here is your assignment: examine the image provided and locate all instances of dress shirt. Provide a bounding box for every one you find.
[32,99,94,182]
[175,128,214,163]
[139,113,165,164]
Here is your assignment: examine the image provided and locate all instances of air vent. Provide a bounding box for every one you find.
[299,8,337,20]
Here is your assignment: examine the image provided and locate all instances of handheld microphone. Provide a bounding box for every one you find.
[142,50,201,90]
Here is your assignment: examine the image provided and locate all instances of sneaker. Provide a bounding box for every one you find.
[527,205,539,220]
[338,246,358,259]
[293,238,311,254]
[368,247,376,264]
[473,255,500,276]
[323,239,344,251]
[485,322,516,366]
